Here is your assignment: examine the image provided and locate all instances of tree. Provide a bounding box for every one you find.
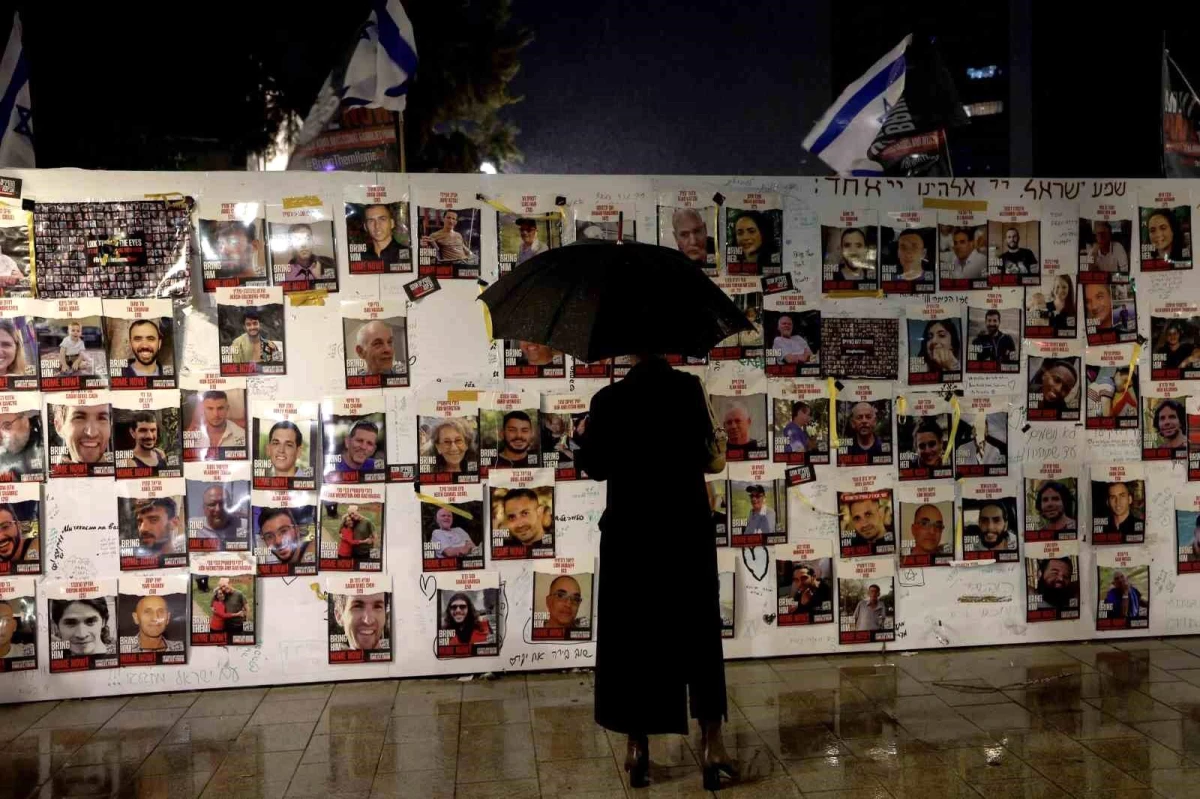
[400,0,532,172]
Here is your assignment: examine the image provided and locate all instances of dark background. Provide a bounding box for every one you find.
[1,1,1195,176]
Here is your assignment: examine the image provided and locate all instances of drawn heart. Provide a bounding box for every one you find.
[742,546,770,582]
[419,574,436,601]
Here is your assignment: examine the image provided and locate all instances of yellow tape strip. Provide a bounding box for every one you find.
[825,289,885,300]
[477,195,517,215]
[945,396,962,466]
[287,289,327,307]
[954,506,964,556]
[143,192,189,209]
[1113,343,1142,411]
[282,195,323,210]
[447,390,480,403]
[827,378,839,446]
[895,395,908,418]
[309,582,327,602]
[415,492,477,521]
[921,198,988,212]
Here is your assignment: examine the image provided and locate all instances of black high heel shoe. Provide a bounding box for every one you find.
[624,734,650,788]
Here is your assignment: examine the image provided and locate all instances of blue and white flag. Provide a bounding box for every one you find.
[293,0,417,152]
[802,34,910,177]
[0,13,33,168]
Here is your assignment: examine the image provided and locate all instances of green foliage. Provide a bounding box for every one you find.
[401,0,532,172]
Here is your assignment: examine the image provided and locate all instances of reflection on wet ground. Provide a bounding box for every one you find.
[7,639,1200,797]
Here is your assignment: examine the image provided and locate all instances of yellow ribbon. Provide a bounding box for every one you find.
[415,492,477,521]
[895,395,908,418]
[825,288,885,300]
[827,378,839,445]
[954,506,964,556]
[945,396,962,466]
[309,582,327,602]
[287,289,328,307]
[476,194,517,215]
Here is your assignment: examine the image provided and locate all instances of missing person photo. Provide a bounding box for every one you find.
[725,204,782,276]
[346,200,412,274]
[189,559,255,647]
[421,492,485,572]
[966,305,1020,374]
[1139,205,1192,271]
[216,288,286,377]
[937,222,988,291]
[1025,548,1080,622]
[907,317,962,385]
[1150,315,1200,380]
[1090,478,1146,545]
[253,496,317,577]
[35,309,107,391]
[0,489,40,576]
[480,404,540,474]
[489,480,554,561]
[897,413,953,481]
[953,409,1009,478]
[658,202,716,273]
[0,581,36,672]
[987,220,1040,287]
[499,210,563,273]
[898,500,954,567]
[532,570,593,641]
[772,396,829,465]
[505,340,567,380]
[186,470,251,553]
[728,477,787,547]
[1176,503,1200,574]
[1083,282,1137,345]
[322,405,386,484]
[418,408,481,485]
[318,492,384,572]
[47,395,113,478]
[0,309,39,392]
[197,207,268,290]
[879,225,935,295]
[104,302,176,390]
[1086,361,1139,430]
[837,490,895,558]
[836,397,893,468]
[1097,562,1149,630]
[182,382,248,462]
[418,206,483,279]
[0,399,45,482]
[267,218,338,293]
[251,405,318,491]
[1027,356,1082,422]
[1024,476,1079,541]
[117,486,187,571]
[342,310,409,389]
[117,577,188,666]
[1025,273,1077,339]
[436,585,499,659]
[1144,396,1188,461]
[763,309,820,377]
[327,576,392,663]
[838,576,895,644]
[113,402,183,480]
[776,556,834,626]
[961,494,1019,562]
[47,585,118,672]
[821,223,879,293]
[711,393,768,463]
[1079,217,1132,278]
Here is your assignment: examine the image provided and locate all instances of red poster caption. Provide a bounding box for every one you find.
[50,657,94,673]
[404,275,441,300]
[330,650,366,663]
[387,464,416,483]
[40,375,82,391]
[762,274,793,294]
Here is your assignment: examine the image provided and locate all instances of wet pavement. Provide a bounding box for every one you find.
[6,639,1200,797]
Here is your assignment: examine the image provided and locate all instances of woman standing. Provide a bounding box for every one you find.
[578,354,735,790]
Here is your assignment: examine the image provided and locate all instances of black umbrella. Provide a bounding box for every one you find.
[477,240,754,363]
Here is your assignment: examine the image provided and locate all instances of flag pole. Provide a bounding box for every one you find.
[396,112,406,173]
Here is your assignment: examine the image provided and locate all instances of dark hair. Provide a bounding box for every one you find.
[243,308,260,322]
[1032,358,1078,406]
[897,228,924,245]
[258,506,296,532]
[1039,556,1074,579]
[288,223,313,236]
[841,227,867,244]
[202,390,228,402]
[348,420,379,440]
[1106,480,1133,497]
[502,410,532,428]
[868,584,880,593]
[735,210,777,263]
[791,401,810,419]
[444,592,481,644]
[132,410,157,429]
[952,226,974,242]
[137,497,177,520]
[918,319,961,369]
[128,318,161,338]
[915,418,944,439]
[1036,481,1074,516]
[268,420,302,448]
[1146,210,1185,261]
[1154,398,1186,434]
[50,597,113,645]
[977,500,1012,531]
[515,217,537,229]
[985,308,1002,319]
[503,488,540,506]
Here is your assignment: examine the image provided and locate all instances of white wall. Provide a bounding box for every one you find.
[0,171,1187,704]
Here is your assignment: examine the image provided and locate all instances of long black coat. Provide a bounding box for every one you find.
[577,357,727,735]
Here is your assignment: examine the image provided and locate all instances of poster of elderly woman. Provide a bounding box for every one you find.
[418,395,480,485]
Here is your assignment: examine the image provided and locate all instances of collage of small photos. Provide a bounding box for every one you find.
[0,178,1197,685]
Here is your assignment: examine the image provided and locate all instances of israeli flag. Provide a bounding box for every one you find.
[0,13,33,168]
[802,34,910,177]
[294,0,417,150]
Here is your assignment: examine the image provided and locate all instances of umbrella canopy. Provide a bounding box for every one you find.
[477,240,754,363]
